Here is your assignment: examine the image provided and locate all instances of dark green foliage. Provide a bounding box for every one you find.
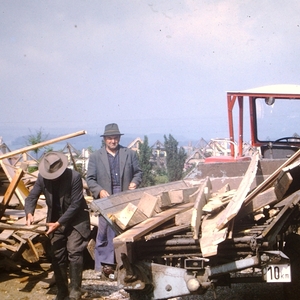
[164,134,187,182]
[138,136,155,187]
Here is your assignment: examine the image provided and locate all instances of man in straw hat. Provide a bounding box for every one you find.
[25,151,91,300]
[87,123,142,278]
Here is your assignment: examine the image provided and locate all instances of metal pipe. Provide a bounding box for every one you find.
[209,255,260,277]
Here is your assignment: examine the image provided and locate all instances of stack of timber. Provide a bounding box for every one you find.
[111,186,199,231]
[108,149,300,266]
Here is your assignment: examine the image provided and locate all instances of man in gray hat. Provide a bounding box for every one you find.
[87,123,142,278]
[25,151,91,300]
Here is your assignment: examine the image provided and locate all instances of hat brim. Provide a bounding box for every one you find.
[39,152,68,180]
[100,133,124,137]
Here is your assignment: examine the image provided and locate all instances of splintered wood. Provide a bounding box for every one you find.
[199,150,300,257]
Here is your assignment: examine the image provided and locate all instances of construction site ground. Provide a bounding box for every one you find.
[1,262,300,300]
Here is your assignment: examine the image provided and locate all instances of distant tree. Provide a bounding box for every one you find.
[87,146,94,153]
[138,136,155,187]
[25,128,49,159]
[164,134,187,182]
[153,166,168,185]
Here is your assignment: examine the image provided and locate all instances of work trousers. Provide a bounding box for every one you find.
[50,226,89,266]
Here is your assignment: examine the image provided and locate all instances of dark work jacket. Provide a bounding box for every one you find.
[25,168,91,239]
[86,145,143,199]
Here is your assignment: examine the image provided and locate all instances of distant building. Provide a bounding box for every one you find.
[150,140,167,168]
[127,137,143,153]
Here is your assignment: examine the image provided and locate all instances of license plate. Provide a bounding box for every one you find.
[263,264,291,282]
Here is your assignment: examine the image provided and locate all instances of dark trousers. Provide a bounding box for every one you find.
[50,226,89,266]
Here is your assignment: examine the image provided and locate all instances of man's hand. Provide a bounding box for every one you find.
[100,189,110,198]
[26,213,34,226]
[46,222,60,235]
[128,182,137,190]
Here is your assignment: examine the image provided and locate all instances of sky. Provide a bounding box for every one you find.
[1,0,300,149]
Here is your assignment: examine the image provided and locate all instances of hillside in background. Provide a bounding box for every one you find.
[4,131,202,155]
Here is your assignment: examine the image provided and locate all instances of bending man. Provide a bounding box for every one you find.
[25,151,91,300]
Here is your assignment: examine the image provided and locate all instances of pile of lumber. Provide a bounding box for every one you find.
[111,186,199,230]
[112,149,300,266]
[199,150,300,257]
[0,209,48,264]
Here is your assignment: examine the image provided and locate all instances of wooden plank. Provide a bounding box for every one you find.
[243,149,300,206]
[175,208,193,226]
[239,187,278,216]
[199,154,258,256]
[216,151,259,230]
[200,213,228,257]
[0,214,46,241]
[190,177,211,239]
[202,198,231,213]
[90,180,191,216]
[113,203,148,230]
[274,166,294,200]
[144,224,190,241]
[113,203,138,230]
[0,158,29,207]
[0,223,47,234]
[0,168,24,219]
[168,187,199,204]
[0,229,14,241]
[113,202,194,243]
[0,242,18,252]
[137,192,158,217]
[168,189,185,204]
[0,130,87,160]
[202,190,236,213]
[157,191,172,208]
[261,190,300,239]
[22,238,40,263]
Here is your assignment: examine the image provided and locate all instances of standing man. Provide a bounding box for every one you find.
[86,123,142,278]
[25,151,91,300]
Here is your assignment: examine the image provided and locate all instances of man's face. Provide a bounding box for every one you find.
[104,135,120,152]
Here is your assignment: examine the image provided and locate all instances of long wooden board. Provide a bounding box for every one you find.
[0,152,29,207]
[216,151,259,230]
[0,168,24,219]
[200,212,228,257]
[191,177,211,239]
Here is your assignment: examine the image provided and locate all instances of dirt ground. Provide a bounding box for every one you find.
[1,263,300,300]
[0,266,124,300]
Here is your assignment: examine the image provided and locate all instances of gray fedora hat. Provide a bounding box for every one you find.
[101,123,124,137]
[39,151,68,180]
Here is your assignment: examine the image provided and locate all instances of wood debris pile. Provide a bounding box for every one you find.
[93,150,300,265]
[2,130,300,273]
